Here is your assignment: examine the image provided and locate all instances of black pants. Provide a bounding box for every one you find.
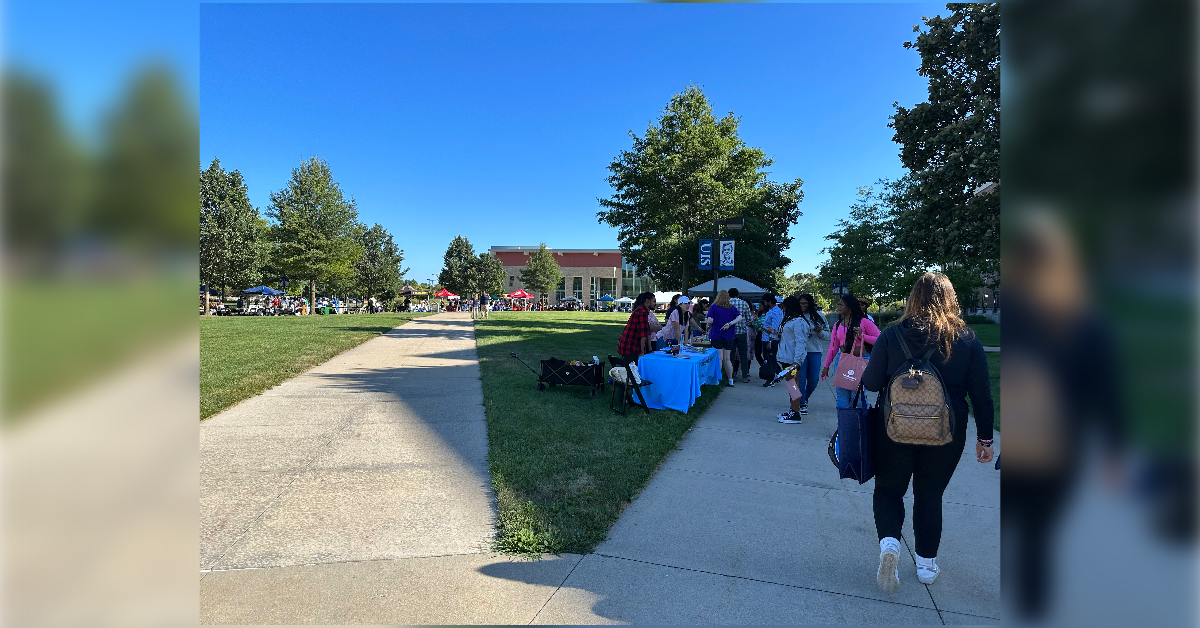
[764,339,779,377]
[872,423,966,558]
[733,333,750,378]
[1002,472,1072,620]
[754,334,765,365]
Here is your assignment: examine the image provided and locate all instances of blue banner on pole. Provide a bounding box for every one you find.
[718,239,735,270]
[699,239,713,270]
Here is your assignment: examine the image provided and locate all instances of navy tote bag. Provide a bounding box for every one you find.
[829,384,876,484]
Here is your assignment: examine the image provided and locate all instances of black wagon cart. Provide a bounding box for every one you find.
[510,353,607,396]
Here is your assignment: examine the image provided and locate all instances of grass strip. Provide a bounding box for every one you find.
[200,312,430,419]
[986,351,1000,431]
[968,323,1000,347]
[474,312,721,555]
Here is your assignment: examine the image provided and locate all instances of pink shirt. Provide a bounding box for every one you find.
[823,318,882,369]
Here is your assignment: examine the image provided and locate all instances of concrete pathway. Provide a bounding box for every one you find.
[526,364,1002,624]
[201,317,999,624]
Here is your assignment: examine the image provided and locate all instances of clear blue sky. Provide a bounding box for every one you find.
[197,3,944,286]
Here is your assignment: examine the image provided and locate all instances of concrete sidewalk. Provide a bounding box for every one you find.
[526,365,1001,624]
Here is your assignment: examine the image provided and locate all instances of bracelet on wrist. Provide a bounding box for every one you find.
[977,438,993,446]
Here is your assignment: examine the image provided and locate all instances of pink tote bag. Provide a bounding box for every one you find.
[833,339,868,391]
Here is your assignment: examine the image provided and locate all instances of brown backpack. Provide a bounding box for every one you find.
[882,331,954,446]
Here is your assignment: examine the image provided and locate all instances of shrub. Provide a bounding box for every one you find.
[874,309,903,327]
[964,314,995,324]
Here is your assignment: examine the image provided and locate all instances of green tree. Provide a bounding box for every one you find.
[518,243,563,302]
[474,252,506,297]
[437,236,477,296]
[819,184,922,304]
[92,65,198,250]
[354,224,408,301]
[598,85,803,292]
[3,71,89,260]
[199,158,267,311]
[890,4,1000,277]
[267,157,363,310]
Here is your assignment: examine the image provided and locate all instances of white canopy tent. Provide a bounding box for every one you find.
[685,275,769,299]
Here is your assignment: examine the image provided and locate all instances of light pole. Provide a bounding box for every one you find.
[713,217,743,298]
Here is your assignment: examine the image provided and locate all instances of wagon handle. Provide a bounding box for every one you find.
[509,352,541,376]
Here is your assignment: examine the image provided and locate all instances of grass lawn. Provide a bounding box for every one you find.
[200,312,430,420]
[474,311,722,555]
[6,277,190,422]
[968,322,1000,347]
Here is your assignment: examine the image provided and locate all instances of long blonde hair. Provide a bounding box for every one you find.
[713,290,731,309]
[898,272,967,360]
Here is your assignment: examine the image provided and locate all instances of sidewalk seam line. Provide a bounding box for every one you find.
[529,553,585,625]
[201,549,495,573]
[594,553,941,613]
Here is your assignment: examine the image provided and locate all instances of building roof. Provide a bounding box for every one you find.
[489,246,622,254]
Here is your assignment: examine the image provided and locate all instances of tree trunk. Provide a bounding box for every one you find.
[310,281,316,315]
[203,283,210,316]
[681,261,690,298]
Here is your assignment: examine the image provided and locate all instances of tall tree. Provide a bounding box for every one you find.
[474,252,506,297]
[199,158,267,312]
[819,184,922,304]
[437,236,477,296]
[890,3,1000,277]
[93,65,198,249]
[354,223,408,301]
[267,157,363,310]
[518,243,563,302]
[598,85,803,292]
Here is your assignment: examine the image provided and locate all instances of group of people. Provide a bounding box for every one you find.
[617,272,996,594]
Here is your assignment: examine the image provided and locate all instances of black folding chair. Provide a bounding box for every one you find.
[608,355,653,415]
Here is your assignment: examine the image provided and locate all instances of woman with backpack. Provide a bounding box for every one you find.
[861,272,995,592]
[821,294,881,409]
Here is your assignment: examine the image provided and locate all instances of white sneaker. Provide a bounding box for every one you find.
[877,537,901,592]
[916,554,939,584]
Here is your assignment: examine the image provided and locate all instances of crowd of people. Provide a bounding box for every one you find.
[617,272,996,594]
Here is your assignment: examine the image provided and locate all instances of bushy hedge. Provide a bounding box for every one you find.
[964,313,996,324]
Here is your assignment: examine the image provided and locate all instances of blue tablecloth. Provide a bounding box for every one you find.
[633,348,722,412]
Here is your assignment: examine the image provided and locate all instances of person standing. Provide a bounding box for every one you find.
[706,290,744,387]
[751,301,768,368]
[617,292,657,366]
[760,294,783,386]
[774,296,809,423]
[821,294,881,408]
[796,294,830,415]
[647,304,663,349]
[861,272,995,592]
[728,288,754,383]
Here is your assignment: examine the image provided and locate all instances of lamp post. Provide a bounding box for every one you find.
[713,217,744,298]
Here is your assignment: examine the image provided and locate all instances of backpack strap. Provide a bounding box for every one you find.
[897,328,939,363]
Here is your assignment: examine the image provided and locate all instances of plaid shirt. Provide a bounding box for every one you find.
[730,297,752,335]
[618,305,652,355]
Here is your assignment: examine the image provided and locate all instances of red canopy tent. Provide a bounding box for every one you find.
[506,289,535,299]
[434,289,459,299]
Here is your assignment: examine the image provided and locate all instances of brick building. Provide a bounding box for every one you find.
[489,246,657,306]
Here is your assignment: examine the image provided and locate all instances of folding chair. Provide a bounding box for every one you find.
[608,355,653,415]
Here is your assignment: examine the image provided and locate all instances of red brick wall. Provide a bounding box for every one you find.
[492,251,623,268]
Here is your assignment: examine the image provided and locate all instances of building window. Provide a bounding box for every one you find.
[555,278,566,302]
[572,276,583,300]
[590,277,597,303]
[509,275,514,287]
[598,277,617,297]
[620,261,657,297]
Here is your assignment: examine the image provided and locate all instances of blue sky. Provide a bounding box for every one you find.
[199,3,947,285]
[200,3,945,285]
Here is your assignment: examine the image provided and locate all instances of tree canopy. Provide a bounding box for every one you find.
[598,85,803,292]
[200,158,267,299]
[890,3,1000,277]
[474,252,506,297]
[354,223,408,301]
[438,236,478,297]
[819,183,923,305]
[266,157,363,303]
[518,243,562,301]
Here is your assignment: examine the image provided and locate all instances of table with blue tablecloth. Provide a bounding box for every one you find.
[632,348,722,412]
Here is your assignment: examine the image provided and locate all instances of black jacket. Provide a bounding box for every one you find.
[862,320,994,442]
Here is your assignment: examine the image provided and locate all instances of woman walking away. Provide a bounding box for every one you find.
[796,294,831,415]
[861,272,995,592]
[821,294,880,408]
[706,290,744,387]
[774,296,809,424]
[617,292,657,366]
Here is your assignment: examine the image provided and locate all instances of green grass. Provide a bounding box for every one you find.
[6,277,191,421]
[986,351,1000,432]
[474,311,722,556]
[200,312,430,419]
[968,322,1000,347]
